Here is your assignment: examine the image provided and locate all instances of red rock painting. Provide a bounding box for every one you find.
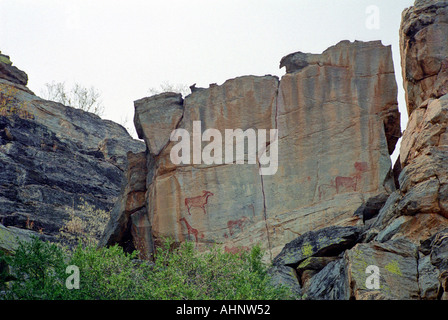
[318,162,369,200]
[227,216,249,236]
[184,190,214,215]
[179,217,203,243]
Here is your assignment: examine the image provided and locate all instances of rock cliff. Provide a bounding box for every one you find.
[270,0,448,300]
[101,0,448,300]
[2,0,447,301]
[101,39,401,263]
[0,55,145,248]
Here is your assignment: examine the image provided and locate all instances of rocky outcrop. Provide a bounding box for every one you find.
[99,0,448,300]
[0,53,145,246]
[101,40,401,262]
[0,51,28,86]
[0,224,34,255]
[400,0,448,114]
[268,0,448,300]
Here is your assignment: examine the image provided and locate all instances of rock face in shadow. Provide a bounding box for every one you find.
[0,53,145,246]
[0,51,28,86]
[101,40,401,263]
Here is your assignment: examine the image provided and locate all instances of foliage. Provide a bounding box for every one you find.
[2,237,68,299]
[1,237,297,300]
[0,83,34,119]
[145,239,294,300]
[40,81,105,116]
[148,81,190,97]
[59,199,110,247]
[0,251,14,289]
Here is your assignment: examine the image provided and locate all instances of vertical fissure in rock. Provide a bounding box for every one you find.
[258,160,272,261]
[415,244,421,298]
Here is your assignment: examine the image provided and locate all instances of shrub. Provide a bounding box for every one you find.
[40,81,105,117]
[0,83,33,119]
[3,237,68,300]
[145,239,294,300]
[59,199,110,247]
[1,237,297,300]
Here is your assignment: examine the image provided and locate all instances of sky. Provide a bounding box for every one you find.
[0,0,414,162]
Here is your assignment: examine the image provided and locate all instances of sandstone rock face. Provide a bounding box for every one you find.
[100,0,448,300]
[99,151,152,258]
[0,55,145,243]
[134,93,184,157]
[267,40,399,256]
[102,40,400,263]
[400,0,448,114]
[305,0,448,300]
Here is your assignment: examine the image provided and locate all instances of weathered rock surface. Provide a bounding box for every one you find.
[303,259,349,300]
[0,54,145,245]
[99,0,448,300]
[103,40,401,262]
[0,52,28,86]
[0,223,34,255]
[265,40,399,256]
[400,0,448,114]
[134,93,184,156]
[99,151,152,258]
[272,226,360,266]
[345,239,420,300]
[268,265,302,297]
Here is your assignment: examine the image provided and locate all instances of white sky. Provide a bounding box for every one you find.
[0,0,414,162]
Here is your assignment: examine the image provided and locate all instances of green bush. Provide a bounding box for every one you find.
[1,237,297,300]
[3,237,68,299]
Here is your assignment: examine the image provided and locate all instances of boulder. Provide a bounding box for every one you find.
[345,239,420,300]
[303,259,350,300]
[267,265,302,297]
[272,226,360,266]
[418,254,440,300]
[0,223,34,254]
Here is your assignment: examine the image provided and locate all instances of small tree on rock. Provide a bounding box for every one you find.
[41,81,105,117]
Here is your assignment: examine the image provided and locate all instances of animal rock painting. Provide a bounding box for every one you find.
[318,162,369,200]
[227,216,250,236]
[179,217,203,243]
[184,190,214,215]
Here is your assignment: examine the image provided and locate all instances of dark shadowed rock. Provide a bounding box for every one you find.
[267,265,302,297]
[418,254,440,300]
[279,51,310,73]
[430,229,448,270]
[0,52,27,86]
[272,226,361,267]
[354,192,389,223]
[296,256,340,289]
[99,151,151,257]
[304,259,350,300]
[0,58,145,243]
